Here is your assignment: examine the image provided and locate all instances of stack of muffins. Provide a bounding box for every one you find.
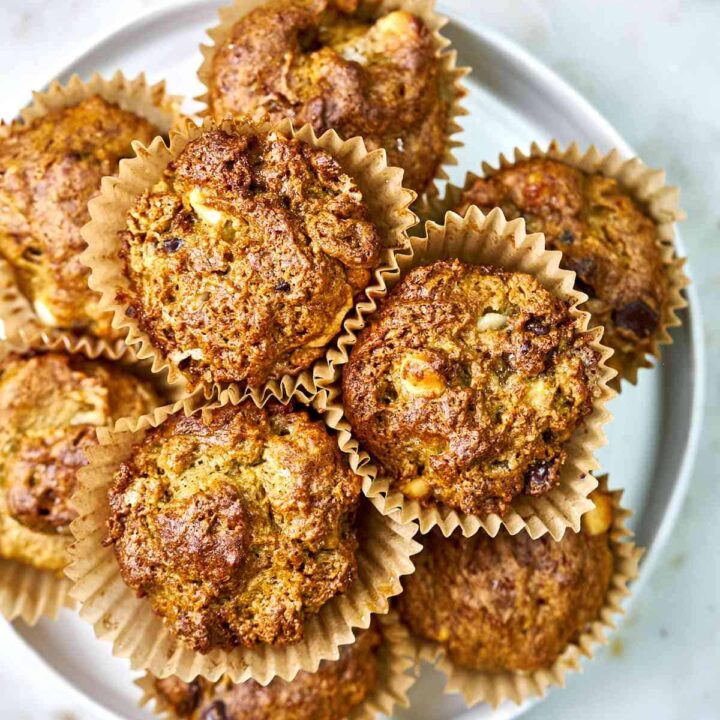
[0,0,687,717]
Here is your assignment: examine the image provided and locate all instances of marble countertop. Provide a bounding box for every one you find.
[0,1,718,718]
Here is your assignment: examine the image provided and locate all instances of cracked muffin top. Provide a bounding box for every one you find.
[342,259,601,517]
[0,351,159,573]
[455,157,669,380]
[397,489,615,673]
[118,123,382,389]
[106,401,362,653]
[0,95,159,339]
[152,624,381,719]
[207,0,450,195]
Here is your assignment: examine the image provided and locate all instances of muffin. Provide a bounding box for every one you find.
[117,122,382,389]
[0,95,160,339]
[151,624,382,719]
[0,351,160,573]
[342,258,601,518]
[455,157,671,380]
[397,489,616,673]
[105,401,362,653]
[204,0,451,195]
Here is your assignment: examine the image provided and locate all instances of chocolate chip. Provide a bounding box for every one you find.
[125,305,137,318]
[560,229,575,245]
[523,459,559,496]
[613,300,659,339]
[562,256,596,297]
[525,316,550,336]
[160,237,184,253]
[274,280,291,292]
[201,700,228,720]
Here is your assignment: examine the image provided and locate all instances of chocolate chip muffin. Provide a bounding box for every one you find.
[455,157,670,380]
[342,259,601,518]
[0,351,160,573]
[152,624,381,719]
[0,95,160,338]
[106,401,361,653]
[118,123,382,389]
[206,0,451,194]
[397,489,615,673]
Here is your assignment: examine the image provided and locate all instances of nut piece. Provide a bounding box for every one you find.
[476,312,508,332]
[398,352,446,398]
[582,490,614,535]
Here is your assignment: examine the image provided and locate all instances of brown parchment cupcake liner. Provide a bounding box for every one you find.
[66,388,421,685]
[0,328,182,625]
[80,114,417,406]
[0,257,35,342]
[0,71,183,349]
[196,0,469,205]
[407,477,644,708]
[137,610,416,719]
[319,207,617,539]
[426,141,689,386]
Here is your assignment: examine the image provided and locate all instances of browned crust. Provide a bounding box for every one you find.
[118,124,382,390]
[0,96,160,339]
[206,0,450,195]
[153,624,382,719]
[106,401,362,653]
[0,350,159,570]
[397,492,614,673]
[342,258,601,517]
[454,156,673,381]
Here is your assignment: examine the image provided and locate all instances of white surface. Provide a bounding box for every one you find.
[0,1,717,719]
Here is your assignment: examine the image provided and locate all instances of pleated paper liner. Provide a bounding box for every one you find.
[0,257,35,342]
[137,610,416,720]
[0,71,183,349]
[408,477,644,709]
[0,328,184,625]
[80,114,417,406]
[319,207,617,540]
[424,141,689,387]
[66,388,421,685]
[196,0,469,206]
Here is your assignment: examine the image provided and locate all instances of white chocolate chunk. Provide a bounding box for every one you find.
[476,312,507,332]
[398,352,446,398]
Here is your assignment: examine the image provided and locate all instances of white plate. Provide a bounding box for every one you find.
[6,2,704,719]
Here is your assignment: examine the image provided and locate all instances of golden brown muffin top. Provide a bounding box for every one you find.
[0,351,160,572]
[342,259,601,517]
[106,402,362,653]
[397,490,615,673]
[0,95,159,338]
[154,624,381,719]
[119,124,382,389]
[208,0,449,194]
[456,158,668,379]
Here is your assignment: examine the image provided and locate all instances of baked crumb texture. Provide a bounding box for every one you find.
[0,351,158,573]
[343,258,600,518]
[118,124,382,390]
[455,156,675,381]
[397,482,642,708]
[397,518,613,674]
[205,0,452,196]
[106,401,362,653]
[152,624,381,720]
[0,95,159,339]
